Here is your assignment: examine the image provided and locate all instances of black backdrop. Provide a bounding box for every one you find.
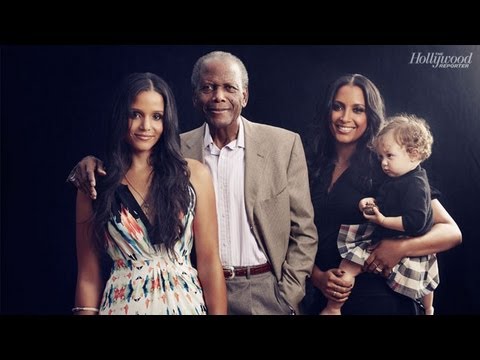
[2,45,479,314]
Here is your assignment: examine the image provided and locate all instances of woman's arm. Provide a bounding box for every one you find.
[74,190,104,314]
[187,159,227,315]
[365,199,462,274]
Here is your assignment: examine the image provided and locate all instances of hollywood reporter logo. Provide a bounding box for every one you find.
[410,52,473,69]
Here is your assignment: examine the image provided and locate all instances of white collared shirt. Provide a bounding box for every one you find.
[203,120,267,267]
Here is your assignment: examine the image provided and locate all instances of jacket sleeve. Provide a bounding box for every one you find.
[278,133,318,312]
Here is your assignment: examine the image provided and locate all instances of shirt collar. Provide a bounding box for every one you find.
[203,117,245,150]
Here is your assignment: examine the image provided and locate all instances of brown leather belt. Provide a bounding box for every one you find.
[223,263,272,279]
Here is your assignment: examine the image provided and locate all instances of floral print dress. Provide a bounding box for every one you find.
[99,184,207,315]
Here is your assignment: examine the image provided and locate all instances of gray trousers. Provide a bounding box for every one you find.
[226,271,293,315]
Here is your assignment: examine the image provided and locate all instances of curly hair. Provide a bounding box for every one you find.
[371,114,433,161]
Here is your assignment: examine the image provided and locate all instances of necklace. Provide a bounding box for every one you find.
[124,174,150,212]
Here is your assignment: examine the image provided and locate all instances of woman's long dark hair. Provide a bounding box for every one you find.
[93,72,190,254]
[308,74,385,193]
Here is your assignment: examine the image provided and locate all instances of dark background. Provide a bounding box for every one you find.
[2,45,479,314]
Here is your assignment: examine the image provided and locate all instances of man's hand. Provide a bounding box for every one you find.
[66,156,106,199]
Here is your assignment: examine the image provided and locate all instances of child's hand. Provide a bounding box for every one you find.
[363,205,377,216]
[362,205,385,225]
[359,197,377,214]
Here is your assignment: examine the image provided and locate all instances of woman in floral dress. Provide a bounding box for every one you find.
[73,72,226,315]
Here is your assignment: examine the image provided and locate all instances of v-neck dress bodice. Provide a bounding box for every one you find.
[99,184,207,315]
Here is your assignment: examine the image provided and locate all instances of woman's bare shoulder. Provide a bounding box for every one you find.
[186,158,211,184]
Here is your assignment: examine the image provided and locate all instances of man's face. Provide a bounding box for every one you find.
[192,58,248,131]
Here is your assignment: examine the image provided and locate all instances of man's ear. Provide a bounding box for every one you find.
[242,88,249,108]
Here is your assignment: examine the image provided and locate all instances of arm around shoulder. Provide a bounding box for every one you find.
[68,155,107,200]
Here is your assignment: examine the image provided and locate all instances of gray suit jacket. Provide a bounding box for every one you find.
[180,117,318,312]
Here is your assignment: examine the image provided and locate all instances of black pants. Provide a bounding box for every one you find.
[301,273,424,315]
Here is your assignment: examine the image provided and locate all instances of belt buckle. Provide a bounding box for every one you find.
[224,265,235,279]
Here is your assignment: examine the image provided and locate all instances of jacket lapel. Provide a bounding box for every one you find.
[181,124,205,162]
[243,118,267,221]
